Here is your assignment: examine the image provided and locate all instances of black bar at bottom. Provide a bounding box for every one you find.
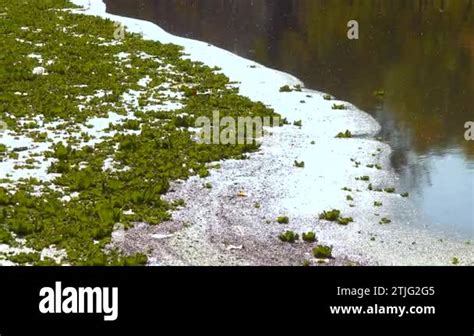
[0,267,472,334]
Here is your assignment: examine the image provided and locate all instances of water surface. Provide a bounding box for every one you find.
[106,0,474,239]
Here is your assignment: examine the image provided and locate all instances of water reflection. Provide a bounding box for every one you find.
[106,0,474,238]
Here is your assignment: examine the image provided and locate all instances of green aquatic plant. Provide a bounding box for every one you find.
[302,231,317,242]
[332,103,346,110]
[379,217,392,225]
[198,168,210,178]
[337,217,354,226]
[0,227,13,244]
[279,85,292,93]
[319,209,354,225]
[452,257,460,265]
[356,176,370,182]
[8,152,18,160]
[346,195,354,201]
[319,209,341,222]
[335,130,352,138]
[367,163,382,170]
[293,120,303,127]
[8,252,41,264]
[323,94,333,101]
[277,216,290,224]
[374,201,383,207]
[172,199,186,208]
[401,192,410,198]
[312,245,332,259]
[279,230,299,243]
[294,160,305,168]
[13,146,28,152]
[384,188,396,193]
[280,117,290,126]
[34,257,60,266]
[0,0,281,265]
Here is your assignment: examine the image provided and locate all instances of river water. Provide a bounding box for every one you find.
[105,0,474,240]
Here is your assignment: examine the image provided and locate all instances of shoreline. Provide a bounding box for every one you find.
[1,0,470,266]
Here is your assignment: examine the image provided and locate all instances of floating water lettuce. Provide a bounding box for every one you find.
[312,245,333,259]
[279,230,299,243]
[0,0,280,265]
[336,130,352,138]
[302,231,316,242]
[294,160,305,168]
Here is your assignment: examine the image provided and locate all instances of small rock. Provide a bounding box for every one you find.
[226,245,243,251]
[151,233,174,240]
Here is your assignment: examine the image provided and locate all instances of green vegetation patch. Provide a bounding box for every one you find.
[332,103,346,110]
[277,216,290,224]
[319,209,341,222]
[0,0,279,265]
[335,130,352,138]
[294,160,305,168]
[312,245,332,259]
[319,209,353,226]
[278,230,299,243]
[279,85,292,92]
[279,84,302,93]
[337,217,354,225]
[302,231,316,242]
